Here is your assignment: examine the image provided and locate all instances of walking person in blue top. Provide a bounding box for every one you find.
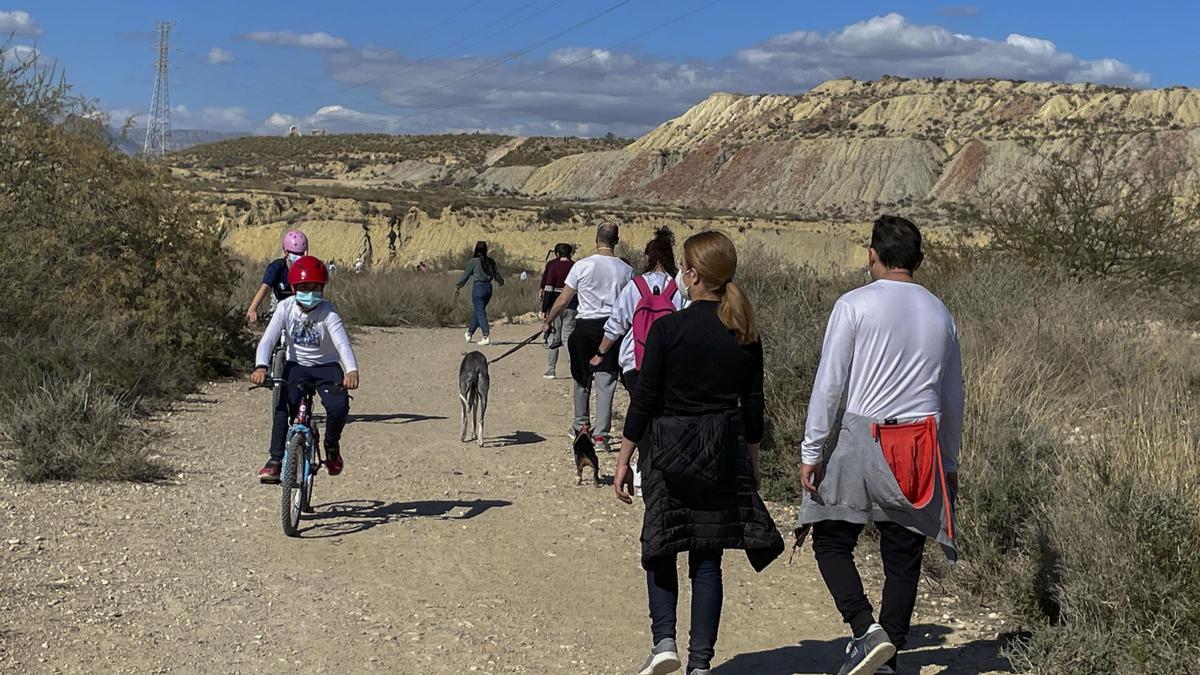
[456,241,505,346]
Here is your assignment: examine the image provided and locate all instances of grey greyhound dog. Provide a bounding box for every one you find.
[458,350,490,446]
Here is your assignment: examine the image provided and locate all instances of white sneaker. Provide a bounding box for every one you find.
[464,332,472,343]
[638,638,681,675]
[479,336,491,346]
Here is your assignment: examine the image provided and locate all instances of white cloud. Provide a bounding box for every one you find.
[263,112,298,130]
[207,47,235,65]
[243,30,349,50]
[0,10,41,36]
[1,44,39,63]
[302,12,1148,136]
[107,105,250,132]
[735,13,1149,88]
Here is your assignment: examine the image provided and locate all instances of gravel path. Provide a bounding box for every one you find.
[1,324,1012,674]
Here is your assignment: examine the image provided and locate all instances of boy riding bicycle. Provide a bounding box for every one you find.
[250,255,361,483]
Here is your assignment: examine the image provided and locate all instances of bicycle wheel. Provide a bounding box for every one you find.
[280,432,305,537]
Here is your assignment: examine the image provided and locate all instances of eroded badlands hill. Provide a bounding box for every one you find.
[498,77,1200,218]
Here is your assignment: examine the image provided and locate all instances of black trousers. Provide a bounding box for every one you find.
[811,520,925,649]
[621,368,640,394]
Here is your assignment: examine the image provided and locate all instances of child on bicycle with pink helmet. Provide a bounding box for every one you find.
[250,255,360,483]
[245,230,309,324]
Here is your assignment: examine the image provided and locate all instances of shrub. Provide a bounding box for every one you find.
[1,375,166,482]
[538,206,576,224]
[963,137,1200,311]
[0,51,246,481]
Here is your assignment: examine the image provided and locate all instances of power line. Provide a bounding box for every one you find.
[338,0,559,96]
[362,0,635,112]
[355,0,723,127]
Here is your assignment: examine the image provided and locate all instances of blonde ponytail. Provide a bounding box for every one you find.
[718,281,759,345]
[682,230,760,345]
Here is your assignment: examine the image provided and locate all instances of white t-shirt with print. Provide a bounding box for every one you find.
[255,296,359,372]
[564,254,633,320]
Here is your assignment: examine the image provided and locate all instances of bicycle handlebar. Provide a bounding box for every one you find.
[247,379,349,394]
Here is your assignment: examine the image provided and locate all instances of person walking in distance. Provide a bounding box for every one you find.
[797,215,963,675]
[456,241,505,346]
[539,242,577,379]
[542,222,632,452]
[615,231,784,675]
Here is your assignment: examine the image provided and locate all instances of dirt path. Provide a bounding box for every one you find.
[1,324,1012,674]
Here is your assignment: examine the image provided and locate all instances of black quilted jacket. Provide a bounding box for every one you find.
[638,411,785,571]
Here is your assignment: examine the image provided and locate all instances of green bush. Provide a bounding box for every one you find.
[1,376,166,482]
[0,52,246,481]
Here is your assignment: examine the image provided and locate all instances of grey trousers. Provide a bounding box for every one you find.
[573,371,618,437]
[546,308,577,373]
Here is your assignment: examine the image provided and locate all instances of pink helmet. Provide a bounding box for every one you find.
[282,230,308,254]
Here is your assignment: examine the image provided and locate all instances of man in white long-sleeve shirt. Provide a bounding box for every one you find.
[797,216,963,675]
[250,256,360,483]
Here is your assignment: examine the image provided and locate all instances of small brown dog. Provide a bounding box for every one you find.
[573,425,600,486]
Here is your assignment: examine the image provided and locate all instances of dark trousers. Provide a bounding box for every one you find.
[621,368,640,394]
[268,362,350,462]
[467,281,493,337]
[811,520,925,649]
[646,550,724,671]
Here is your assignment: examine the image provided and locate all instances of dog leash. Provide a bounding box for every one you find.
[487,330,544,365]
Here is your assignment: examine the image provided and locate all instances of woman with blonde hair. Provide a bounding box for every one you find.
[616,231,784,675]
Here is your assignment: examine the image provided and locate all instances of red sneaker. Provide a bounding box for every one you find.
[258,461,281,484]
[593,435,610,452]
[325,449,344,476]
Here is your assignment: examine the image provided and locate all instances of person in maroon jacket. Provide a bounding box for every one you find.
[539,242,578,379]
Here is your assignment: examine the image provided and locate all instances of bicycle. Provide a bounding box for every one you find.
[252,378,346,537]
[255,307,288,412]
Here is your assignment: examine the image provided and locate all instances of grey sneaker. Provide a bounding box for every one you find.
[638,638,681,675]
[543,369,556,379]
[835,624,896,675]
[687,670,712,675]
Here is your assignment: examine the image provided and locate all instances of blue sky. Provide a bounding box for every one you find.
[8,1,1198,136]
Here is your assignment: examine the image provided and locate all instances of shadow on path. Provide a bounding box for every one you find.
[298,498,512,538]
[488,431,546,448]
[713,624,1014,675]
[346,412,447,425]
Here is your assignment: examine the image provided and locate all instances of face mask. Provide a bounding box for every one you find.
[675,269,691,302]
[287,253,302,264]
[295,290,322,308]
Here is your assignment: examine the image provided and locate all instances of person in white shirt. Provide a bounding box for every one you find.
[796,216,963,675]
[250,256,361,483]
[542,222,633,450]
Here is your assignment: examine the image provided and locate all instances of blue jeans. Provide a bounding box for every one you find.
[646,550,724,671]
[467,281,493,337]
[267,362,350,462]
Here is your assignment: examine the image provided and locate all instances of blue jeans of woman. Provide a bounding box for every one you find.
[646,549,724,671]
[468,281,493,337]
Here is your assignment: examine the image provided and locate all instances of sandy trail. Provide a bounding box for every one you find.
[0,324,1011,674]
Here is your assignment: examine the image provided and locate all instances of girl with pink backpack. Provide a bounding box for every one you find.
[589,227,686,394]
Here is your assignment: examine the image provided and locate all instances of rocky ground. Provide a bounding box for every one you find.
[0,324,1014,674]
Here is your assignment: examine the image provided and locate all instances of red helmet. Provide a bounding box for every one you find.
[287,255,329,287]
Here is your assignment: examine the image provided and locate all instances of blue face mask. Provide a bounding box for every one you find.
[295,290,322,308]
[286,253,302,264]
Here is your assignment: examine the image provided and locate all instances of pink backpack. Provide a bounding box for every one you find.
[631,275,678,370]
